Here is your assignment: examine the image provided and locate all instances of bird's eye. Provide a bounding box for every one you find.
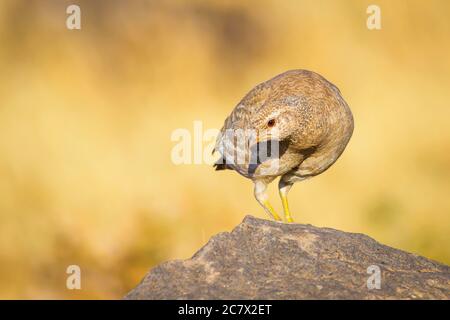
[267,119,276,127]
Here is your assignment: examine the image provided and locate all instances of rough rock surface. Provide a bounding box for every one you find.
[125,215,450,299]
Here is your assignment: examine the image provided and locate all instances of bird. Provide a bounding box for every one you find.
[213,70,354,223]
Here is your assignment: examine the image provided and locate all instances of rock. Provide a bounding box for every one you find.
[125,215,450,299]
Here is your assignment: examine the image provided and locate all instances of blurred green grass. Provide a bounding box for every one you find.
[0,0,449,298]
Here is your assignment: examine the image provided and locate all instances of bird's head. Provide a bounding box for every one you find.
[251,105,295,145]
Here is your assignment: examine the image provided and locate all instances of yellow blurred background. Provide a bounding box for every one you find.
[0,0,449,299]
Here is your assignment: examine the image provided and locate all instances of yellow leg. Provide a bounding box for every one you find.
[280,193,294,223]
[279,179,295,223]
[254,180,282,222]
[263,201,282,221]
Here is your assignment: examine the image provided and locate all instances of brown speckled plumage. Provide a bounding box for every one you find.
[214,70,354,222]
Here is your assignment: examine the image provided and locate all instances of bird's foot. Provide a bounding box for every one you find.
[263,201,282,221]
